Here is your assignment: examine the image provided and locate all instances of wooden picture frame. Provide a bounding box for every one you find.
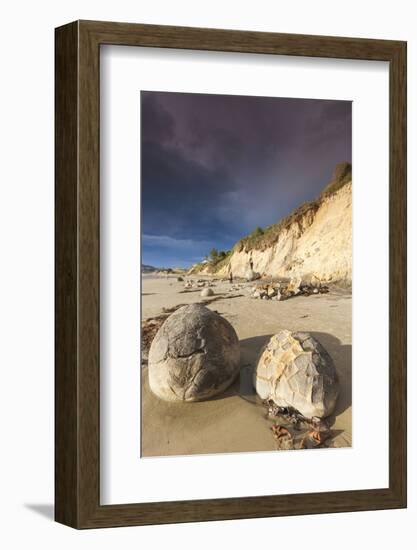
[55,20,407,529]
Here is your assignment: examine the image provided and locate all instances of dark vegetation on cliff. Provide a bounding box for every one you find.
[189,248,232,274]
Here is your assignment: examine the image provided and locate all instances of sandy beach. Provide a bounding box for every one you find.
[141,275,352,457]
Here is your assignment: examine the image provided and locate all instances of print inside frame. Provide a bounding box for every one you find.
[140,90,353,459]
[55,20,406,528]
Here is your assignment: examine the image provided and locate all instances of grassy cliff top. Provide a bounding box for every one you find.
[319,161,352,198]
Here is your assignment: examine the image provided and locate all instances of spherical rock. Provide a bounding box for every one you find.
[245,269,260,282]
[148,304,240,402]
[253,330,339,418]
[200,287,214,297]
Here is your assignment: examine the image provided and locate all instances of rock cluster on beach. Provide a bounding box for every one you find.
[249,276,329,301]
[254,330,339,418]
[183,279,215,290]
[148,303,240,402]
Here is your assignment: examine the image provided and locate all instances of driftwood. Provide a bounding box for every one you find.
[271,424,294,450]
[265,399,332,450]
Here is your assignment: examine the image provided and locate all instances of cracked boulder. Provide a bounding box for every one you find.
[254,330,339,418]
[148,303,240,402]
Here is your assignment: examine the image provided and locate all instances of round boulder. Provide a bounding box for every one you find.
[254,330,339,418]
[245,269,260,282]
[148,303,240,402]
[200,287,214,297]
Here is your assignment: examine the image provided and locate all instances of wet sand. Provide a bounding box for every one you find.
[141,275,352,457]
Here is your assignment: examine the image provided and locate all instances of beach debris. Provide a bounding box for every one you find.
[267,401,288,417]
[266,400,309,429]
[254,330,339,418]
[300,419,332,448]
[200,287,214,297]
[141,315,168,364]
[148,303,240,402]
[177,276,184,282]
[264,401,333,449]
[311,416,330,431]
[271,424,294,450]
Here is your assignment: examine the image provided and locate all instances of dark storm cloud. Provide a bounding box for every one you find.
[141,92,175,144]
[141,91,351,267]
[141,139,238,242]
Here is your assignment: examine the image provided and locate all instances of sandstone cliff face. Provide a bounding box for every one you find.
[216,178,352,284]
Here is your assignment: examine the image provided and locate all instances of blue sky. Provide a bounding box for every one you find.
[141,91,351,268]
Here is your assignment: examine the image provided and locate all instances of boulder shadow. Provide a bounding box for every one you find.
[203,334,272,403]
[237,332,352,418]
[310,331,352,418]
[236,334,274,405]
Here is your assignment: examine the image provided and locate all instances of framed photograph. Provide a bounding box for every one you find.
[55,20,407,528]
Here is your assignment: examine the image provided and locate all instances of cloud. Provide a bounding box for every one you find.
[141,91,351,267]
[142,234,212,251]
[141,92,175,145]
[141,139,241,242]
[141,234,221,268]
